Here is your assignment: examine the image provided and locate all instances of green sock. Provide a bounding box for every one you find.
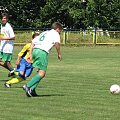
[8,66,14,71]
[31,82,39,90]
[27,74,42,89]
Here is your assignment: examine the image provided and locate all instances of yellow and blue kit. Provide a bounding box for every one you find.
[16,43,33,80]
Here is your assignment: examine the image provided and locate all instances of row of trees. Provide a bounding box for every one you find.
[0,0,119,29]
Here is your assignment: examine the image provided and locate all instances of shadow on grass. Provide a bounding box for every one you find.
[23,94,65,98]
[11,87,65,98]
[36,94,64,97]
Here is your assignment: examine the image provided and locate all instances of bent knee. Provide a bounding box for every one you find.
[38,70,46,78]
[19,71,24,76]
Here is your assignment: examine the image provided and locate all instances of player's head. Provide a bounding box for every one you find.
[51,22,63,33]
[1,12,8,25]
[32,32,40,39]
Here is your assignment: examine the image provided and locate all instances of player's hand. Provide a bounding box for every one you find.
[16,60,20,65]
[27,58,32,63]
[27,55,32,63]
[58,54,62,61]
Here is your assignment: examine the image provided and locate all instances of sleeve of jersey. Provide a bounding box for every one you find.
[18,44,28,57]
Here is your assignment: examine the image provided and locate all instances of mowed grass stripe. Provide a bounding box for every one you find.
[0,46,120,120]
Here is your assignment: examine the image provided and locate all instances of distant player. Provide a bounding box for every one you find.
[4,32,39,88]
[0,12,15,73]
[23,22,63,97]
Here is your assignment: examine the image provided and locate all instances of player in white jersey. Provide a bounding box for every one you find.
[0,12,15,73]
[23,22,63,97]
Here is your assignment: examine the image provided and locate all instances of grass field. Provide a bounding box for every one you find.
[0,46,120,120]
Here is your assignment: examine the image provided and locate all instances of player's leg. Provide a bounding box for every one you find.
[16,59,28,80]
[7,59,27,88]
[0,53,14,71]
[23,70,46,96]
[4,77,24,88]
[5,61,15,71]
[5,62,25,87]
[27,70,45,88]
[9,59,26,79]
[0,59,13,71]
[0,52,2,60]
[24,62,33,78]
[23,49,48,97]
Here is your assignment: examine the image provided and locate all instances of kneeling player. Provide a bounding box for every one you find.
[4,32,39,88]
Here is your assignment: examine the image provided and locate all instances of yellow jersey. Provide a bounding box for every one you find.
[18,43,31,61]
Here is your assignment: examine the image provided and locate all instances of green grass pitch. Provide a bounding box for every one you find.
[0,46,120,120]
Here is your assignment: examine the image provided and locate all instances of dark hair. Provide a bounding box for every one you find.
[51,22,63,30]
[32,32,39,39]
[1,12,8,19]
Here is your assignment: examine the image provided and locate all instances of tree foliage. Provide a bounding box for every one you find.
[0,0,119,28]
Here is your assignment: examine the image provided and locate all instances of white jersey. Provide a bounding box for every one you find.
[0,22,15,53]
[32,29,60,53]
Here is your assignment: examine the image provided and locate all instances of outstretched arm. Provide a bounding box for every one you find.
[54,42,62,61]
[16,56,21,65]
[28,42,35,63]
[0,36,15,41]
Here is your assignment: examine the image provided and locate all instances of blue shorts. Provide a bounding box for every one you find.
[16,59,33,79]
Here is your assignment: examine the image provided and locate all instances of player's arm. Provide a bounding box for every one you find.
[0,36,15,40]
[0,35,15,40]
[16,56,21,65]
[16,45,28,65]
[2,36,15,40]
[54,42,62,61]
[28,42,35,62]
[0,33,15,41]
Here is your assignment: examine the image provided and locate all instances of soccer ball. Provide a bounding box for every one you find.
[110,84,120,94]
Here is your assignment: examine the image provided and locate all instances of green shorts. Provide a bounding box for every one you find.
[0,52,12,62]
[32,48,48,71]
